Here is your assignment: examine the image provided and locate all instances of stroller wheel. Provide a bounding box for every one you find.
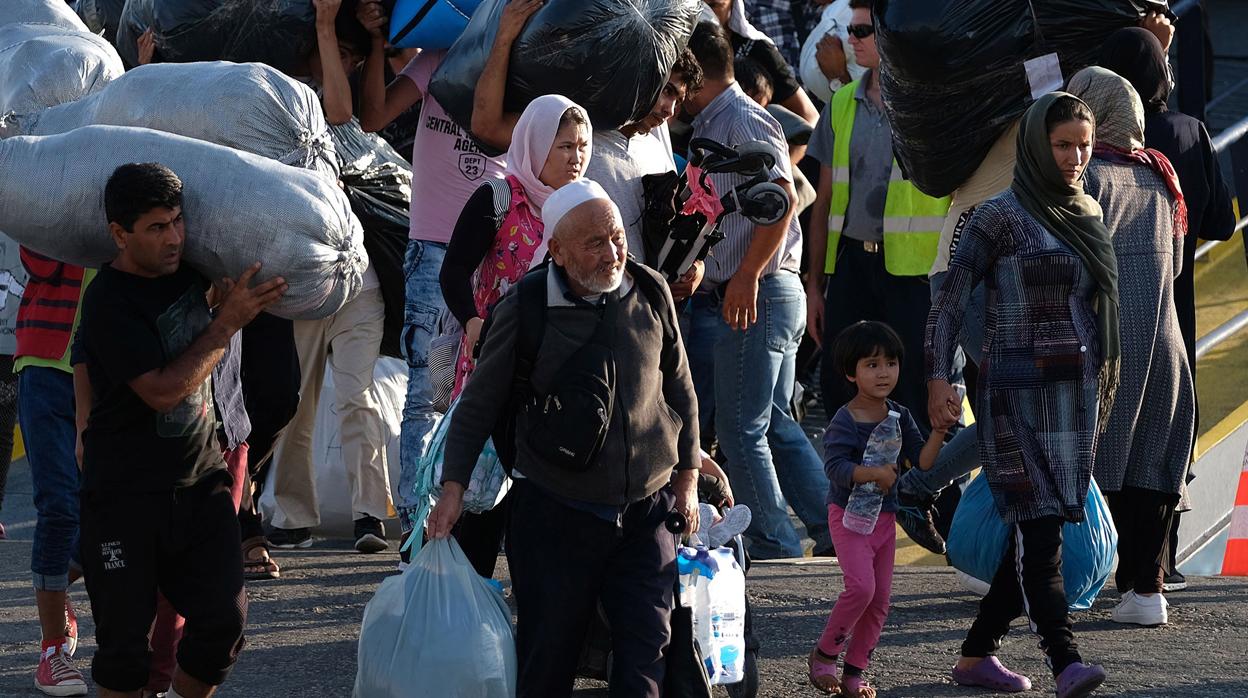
[741,182,789,225]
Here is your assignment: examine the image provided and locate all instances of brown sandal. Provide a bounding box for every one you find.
[242,536,280,580]
[808,648,842,695]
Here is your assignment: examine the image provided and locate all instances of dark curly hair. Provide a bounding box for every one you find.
[671,47,704,95]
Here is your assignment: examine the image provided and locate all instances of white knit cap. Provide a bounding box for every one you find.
[542,179,619,238]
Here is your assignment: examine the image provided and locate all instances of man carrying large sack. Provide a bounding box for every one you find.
[77,163,285,698]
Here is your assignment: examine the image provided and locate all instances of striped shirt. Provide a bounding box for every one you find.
[691,83,803,286]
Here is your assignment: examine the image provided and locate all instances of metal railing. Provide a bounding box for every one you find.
[1169,0,1248,355]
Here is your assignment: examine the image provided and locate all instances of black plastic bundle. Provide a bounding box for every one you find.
[330,122,413,359]
[430,0,699,141]
[115,0,315,73]
[876,0,1166,198]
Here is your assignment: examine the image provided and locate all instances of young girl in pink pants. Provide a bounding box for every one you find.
[808,322,950,696]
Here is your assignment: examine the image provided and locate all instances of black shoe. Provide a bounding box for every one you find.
[354,516,388,554]
[897,503,947,555]
[1162,571,1188,592]
[398,529,413,570]
[267,526,313,549]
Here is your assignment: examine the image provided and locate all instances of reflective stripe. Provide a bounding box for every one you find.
[824,81,950,277]
[881,216,947,232]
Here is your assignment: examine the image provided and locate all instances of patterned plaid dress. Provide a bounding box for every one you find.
[927,191,1101,524]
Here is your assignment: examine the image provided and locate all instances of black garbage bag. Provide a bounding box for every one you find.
[116,0,315,73]
[78,0,126,44]
[430,0,698,142]
[329,122,412,359]
[875,0,1166,198]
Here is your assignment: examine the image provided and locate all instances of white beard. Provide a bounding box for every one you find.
[571,265,624,295]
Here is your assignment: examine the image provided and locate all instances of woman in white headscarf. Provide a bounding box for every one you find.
[440,94,593,400]
[701,0,820,124]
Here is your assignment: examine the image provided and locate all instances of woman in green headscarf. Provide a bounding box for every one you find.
[924,92,1115,698]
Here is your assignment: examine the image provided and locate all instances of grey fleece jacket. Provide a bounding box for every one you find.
[442,264,700,505]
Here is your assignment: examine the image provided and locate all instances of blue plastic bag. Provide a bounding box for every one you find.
[405,399,511,549]
[947,474,1117,611]
[388,0,486,49]
[353,537,517,697]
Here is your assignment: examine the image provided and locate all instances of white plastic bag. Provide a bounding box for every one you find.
[0,125,365,320]
[677,546,746,686]
[798,0,866,104]
[354,537,517,698]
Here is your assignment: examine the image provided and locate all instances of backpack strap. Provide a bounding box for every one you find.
[513,260,548,391]
[485,177,514,231]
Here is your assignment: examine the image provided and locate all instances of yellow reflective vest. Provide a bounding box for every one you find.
[826,81,950,276]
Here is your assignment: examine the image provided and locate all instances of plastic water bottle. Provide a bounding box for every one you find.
[843,410,902,534]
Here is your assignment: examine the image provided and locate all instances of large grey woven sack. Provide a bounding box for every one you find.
[0,61,338,177]
[0,125,366,320]
[3,0,90,30]
[0,22,124,116]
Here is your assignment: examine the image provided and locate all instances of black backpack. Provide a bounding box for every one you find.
[484,260,677,472]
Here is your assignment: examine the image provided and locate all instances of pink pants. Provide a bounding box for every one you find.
[146,443,248,693]
[817,504,896,670]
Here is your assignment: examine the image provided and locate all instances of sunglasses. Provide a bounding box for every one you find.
[847,23,875,39]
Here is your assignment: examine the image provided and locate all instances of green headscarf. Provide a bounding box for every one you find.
[1010,92,1120,425]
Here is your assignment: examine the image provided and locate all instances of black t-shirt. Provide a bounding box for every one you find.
[731,33,803,105]
[80,264,225,493]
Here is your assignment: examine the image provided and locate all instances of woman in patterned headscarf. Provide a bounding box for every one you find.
[926,93,1113,698]
[1067,65,1196,629]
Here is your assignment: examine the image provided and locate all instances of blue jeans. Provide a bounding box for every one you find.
[898,272,987,500]
[397,240,448,531]
[686,272,832,559]
[19,366,80,592]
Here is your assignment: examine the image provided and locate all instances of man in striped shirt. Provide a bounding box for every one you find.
[682,21,832,560]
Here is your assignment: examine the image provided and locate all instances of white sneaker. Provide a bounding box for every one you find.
[706,505,752,548]
[1111,590,1168,626]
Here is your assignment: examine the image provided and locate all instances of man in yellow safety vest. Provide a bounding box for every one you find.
[804,0,949,429]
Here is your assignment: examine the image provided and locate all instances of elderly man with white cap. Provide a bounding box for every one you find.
[428,179,701,697]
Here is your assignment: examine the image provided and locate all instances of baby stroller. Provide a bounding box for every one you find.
[640,138,790,283]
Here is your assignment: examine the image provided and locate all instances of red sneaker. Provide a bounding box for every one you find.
[34,642,87,696]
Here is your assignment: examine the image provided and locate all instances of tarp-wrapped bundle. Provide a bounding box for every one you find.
[328,121,412,359]
[875,0,1166,198]
[0,126,366,320]
[0,22,124,116]
[76,0,127,44]
[431,0,699,136]
[0,61,338,178]
[116,0,315,73]
[5,0,91,31]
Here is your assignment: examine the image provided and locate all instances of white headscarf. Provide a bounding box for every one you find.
[503,94,593,218]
